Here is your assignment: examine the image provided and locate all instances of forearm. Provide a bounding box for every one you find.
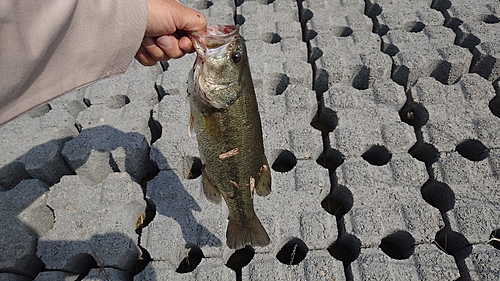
[0,0,148,125]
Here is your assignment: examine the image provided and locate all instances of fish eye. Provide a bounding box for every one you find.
[231,52,242,64]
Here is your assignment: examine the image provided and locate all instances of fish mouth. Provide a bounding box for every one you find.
[190,25,240,59]
[190,25,241,109]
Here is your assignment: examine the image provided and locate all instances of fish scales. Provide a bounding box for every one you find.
[188,25,271,249]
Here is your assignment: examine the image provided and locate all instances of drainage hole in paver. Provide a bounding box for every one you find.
[160,61,169,72]
[408,141,440,164]
[301,8,313,24]
[309,46,323,62]
[154,83,167,102]
[236,14,245,25]
[404,21,425,33]
[310,107,338,133]
[257,0,275,4]
[316,147,344,171]
[305,29,318,42]
[431,61,454,85]
[271,149,297,172]
[352,66,370,90]
[191,0,213,10]
[226,245,255,273]
[183,156,203,179]
[261,32,282,44]
[267,73,289,95]
[420,179,455,213]
[28,103,52,118]
[331,26,353,37]
[276,238,308,265]
[133,246,152,276]
[489,95,500,118]
[361,145,392,166]
[327,234,361,264]
[489,228,500,250]
[148,111,162,144]
[379,230,415,260]
[456,139,489,161]
[382,42,400,56]
[176,244,205,273]
[83,98,92,107]
[313,69,330,95]
[434,228,472,260]
[482,14,500,24]
[106,94,130,109]
[364,2,382,17]
[399,101,429,128]
[321,185,353,219]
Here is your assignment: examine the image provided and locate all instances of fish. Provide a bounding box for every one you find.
[188,25,271,249]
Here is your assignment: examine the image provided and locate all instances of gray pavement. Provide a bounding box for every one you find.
[1,0,499,280]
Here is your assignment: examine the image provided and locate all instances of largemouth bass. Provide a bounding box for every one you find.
[188,25,271,249]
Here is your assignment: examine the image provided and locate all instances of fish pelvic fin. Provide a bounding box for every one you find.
[255,159,271,197]
[202,169,222,204]
[226,217,270,249]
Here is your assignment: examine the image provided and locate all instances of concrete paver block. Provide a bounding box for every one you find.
[82,268,130,281]
[311,31,393,92]
[0,180,51,278]
[37,173,146,273]
[237,0,302,41]
[33,272,79,281]
[0,103,79,188]
[302,0,370,37]
[433,0,500,30]
[382,26,472,88]
[62,125,156,184]
[365,0,444,35]
[411,74,499,152]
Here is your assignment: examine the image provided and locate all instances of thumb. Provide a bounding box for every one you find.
[171,4,206,34]
[145,0,206,37]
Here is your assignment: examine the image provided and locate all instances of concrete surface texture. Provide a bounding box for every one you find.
[0,0,499,280]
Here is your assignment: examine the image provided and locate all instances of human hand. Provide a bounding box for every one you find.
[135,0,206,66]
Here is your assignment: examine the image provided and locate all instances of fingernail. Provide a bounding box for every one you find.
[157,36,172,49]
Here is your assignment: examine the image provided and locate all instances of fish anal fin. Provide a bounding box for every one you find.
[226,217,270,249]
[202,169,222,204]
[255,160,271,197]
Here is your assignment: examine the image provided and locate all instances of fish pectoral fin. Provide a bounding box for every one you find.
[255,159,271,197]
[202,170,222,204]
[226,217,270,249]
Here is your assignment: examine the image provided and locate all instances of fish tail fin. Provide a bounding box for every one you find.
[226,217,270,249]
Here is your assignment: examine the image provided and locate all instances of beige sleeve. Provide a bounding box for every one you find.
[0,0,148,125]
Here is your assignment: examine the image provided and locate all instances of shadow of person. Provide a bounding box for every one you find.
[36,232,149,280]
[61,125,157,184]
[0,124,220,279]
[146,168,223,249]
